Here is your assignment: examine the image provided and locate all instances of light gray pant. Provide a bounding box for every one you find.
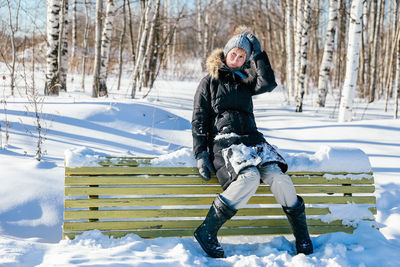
[220,163,298,209]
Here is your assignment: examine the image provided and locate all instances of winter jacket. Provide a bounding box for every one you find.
[192,49,287,190]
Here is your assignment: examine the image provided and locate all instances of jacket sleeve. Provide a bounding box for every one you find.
[251,51,278,96]
[192,76,213,158]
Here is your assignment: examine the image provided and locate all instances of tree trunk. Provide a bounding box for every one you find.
[81,0,90,92]
[71,0,77,80]
[316,0,338,107]
[131,0,151,98]
[6,0,20,96]
[295,0,311,112]
[117,0,127,91]
[138,0,160,92]
[92,0,103,98]
[334,0,347,91]
[59,0,69,92]
[294,0,303,104]
[197,0,203,59]
[338,0,363,122]
[395,31,400,118]
[126,0,135,63]
[368,0,380,102]
[45,0,61,96]
[97,0,116,97]
[283,0,295,98]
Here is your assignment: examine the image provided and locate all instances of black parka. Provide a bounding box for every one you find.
[192,49,287,190]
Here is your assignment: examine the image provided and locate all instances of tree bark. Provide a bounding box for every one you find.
[368,0,380,102]
[338,0,363,122]
[131,0,152,98]
[81,0,90,92]
[59,0,69,92]
[138,0,160,92]
[117,0,127,91]
[45,0,61,96]
[316,0,338,107]
[6,0,21,96]
[92,0,103,98]
[71,0,77,80]
[97,0,116,97]
[295,0,311,112]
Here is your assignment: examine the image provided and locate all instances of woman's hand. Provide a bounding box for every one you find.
[246,33,262,58]
[196,151,215,181]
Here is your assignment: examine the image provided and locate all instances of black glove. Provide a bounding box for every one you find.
[196,151,215,181]
[246,33,262,58]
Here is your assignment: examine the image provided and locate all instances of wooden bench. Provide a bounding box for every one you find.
[63,157,376,240]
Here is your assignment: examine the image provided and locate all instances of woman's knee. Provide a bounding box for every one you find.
[239,166,261,185]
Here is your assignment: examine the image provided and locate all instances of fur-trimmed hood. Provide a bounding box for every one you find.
[206,26,256,81]
[205,49,255,83]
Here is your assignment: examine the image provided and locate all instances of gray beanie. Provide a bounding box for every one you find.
[223,34,252,62]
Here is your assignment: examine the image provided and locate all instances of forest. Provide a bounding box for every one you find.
[0,0,399,121]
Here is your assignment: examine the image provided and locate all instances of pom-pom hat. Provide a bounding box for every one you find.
[223,34,252,62]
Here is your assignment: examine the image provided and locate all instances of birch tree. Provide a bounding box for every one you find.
[92,0,103,97]
[295,0,311,112]
[96,0,116,97]
[394,16,400,119]
[338,0,363,122]
[294,0,304,103]
[81,0,90,91]
[59,0,69,92]
[5,0,21,96]
[131,0,152,99]
[283,0,295,98]
[316,0,338,107]
[117,0,127,91]
[138,0,160,92]
[368,0,382,102]
[45,0,61,96]
[71,0,77,80]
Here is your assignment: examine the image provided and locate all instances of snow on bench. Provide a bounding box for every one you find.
[63,146,376,239]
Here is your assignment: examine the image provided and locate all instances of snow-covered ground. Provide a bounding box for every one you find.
[0,72,400,266]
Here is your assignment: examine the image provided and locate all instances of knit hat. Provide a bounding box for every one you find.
[223,34,252,62]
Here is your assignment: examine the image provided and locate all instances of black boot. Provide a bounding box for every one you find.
[194,194,237,258]
[283,196,313,255]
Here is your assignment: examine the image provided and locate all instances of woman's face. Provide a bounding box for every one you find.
[225,48,246,68]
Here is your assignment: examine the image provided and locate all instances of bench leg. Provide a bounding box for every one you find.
[282,196,313,255]
[194,194,237,258]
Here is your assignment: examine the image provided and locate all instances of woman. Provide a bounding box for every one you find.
[191,27,313,258]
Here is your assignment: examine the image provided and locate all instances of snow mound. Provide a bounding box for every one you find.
[319,202,376,227]
[64,147,108,167]
[150,148,197,167]
[282,145,371,173]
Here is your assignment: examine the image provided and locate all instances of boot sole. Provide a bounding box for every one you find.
[194,231,224,258]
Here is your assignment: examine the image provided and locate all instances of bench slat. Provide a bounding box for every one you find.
[64,207,376,220]
[63,219,347,232]
[64,195,376,209]
[64,185,375,196]
[65,166,372,177]
[63,225,355,240]
[65,176,374,185]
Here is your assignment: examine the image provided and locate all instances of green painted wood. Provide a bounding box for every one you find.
[63,218,346,232]
[64,206,376,220]
[65,175,374,186]
[65,185,375,196]
[63,224,354,240]
[64,207,325,220]
[65,167,200,176]
[64,195,376,209]
[65,166,373,177]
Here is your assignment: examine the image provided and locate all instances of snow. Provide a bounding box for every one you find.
[319,203,375,227]
[1,71,400,266]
